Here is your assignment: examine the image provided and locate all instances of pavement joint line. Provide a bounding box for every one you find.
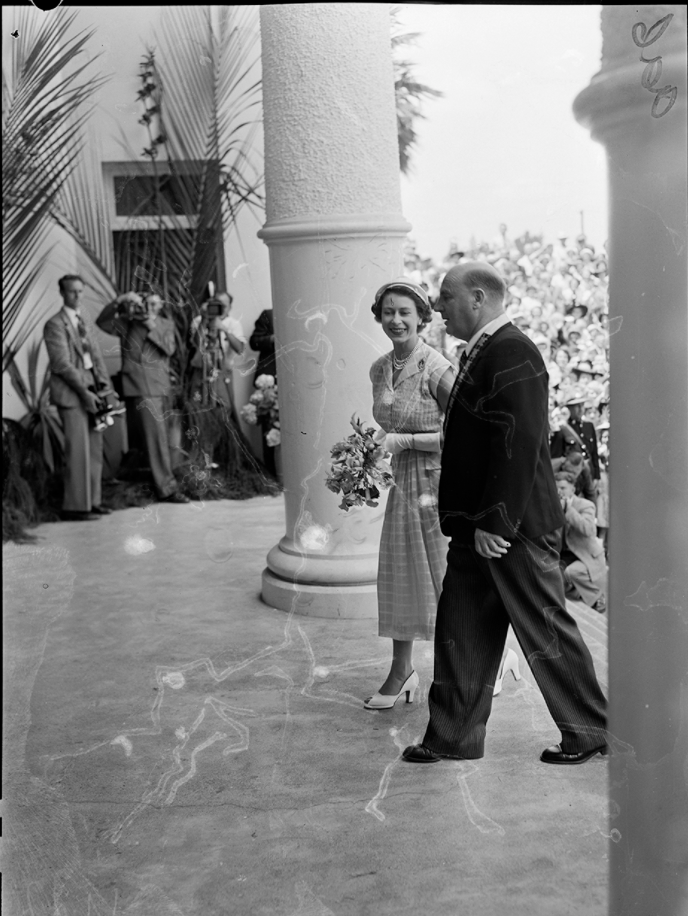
[578,620,609,638]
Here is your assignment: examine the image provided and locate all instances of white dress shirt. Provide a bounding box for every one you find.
[464,312,513,358]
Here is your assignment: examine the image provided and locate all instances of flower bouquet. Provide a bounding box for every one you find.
[325,415,394,511]
[241,374,280,445]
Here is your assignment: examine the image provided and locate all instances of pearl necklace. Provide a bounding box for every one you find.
[392,339,421,371]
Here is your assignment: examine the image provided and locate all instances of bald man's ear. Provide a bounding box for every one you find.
[473,288,486,307]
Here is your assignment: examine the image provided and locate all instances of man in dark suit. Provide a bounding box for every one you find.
[96,292,189,503]
[403,262,607,766]
[44,275,115,521]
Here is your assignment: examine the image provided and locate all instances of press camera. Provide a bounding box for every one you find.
[201,296,229,321]
[117,292,150,321]
[88,387,126,432]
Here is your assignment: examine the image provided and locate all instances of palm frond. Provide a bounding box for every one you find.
[2,6,107,360]
[388,5,443,175]
[155,6,264,266]
[50,128,118,303]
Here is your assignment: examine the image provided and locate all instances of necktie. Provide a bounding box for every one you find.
[75,314,94,370]
[76,314,91,354]
[459,349,468,370]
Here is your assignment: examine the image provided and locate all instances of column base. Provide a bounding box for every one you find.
[260,568,377,618]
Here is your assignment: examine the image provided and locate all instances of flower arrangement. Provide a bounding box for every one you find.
[325,415,394,511]
[241,374,280,445]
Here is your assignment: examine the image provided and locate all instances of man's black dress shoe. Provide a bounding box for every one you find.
[402,744,443,764]
[159,492,190,504]
[540,744,607,765]
[60,510,101,521]
[90,505,113,515]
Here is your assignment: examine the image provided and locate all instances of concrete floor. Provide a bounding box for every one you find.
[2,495,609,916]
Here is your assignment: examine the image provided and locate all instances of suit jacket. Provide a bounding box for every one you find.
[551,419,600,479]
[249,309,276,379]
[44,308,110,408]
[562,494,607,588]
[96,301,176,398]
[439,323,565,543]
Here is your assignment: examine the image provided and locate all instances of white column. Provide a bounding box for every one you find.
[574,7,688,913]
[258,4,410,617]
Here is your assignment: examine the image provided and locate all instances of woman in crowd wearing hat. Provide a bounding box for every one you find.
[364,278,456,709]
[554,346,572,373]
[569,302,589,321]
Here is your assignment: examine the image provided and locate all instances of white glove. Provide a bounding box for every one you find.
[410,432,441,453]
[383,433,416,455]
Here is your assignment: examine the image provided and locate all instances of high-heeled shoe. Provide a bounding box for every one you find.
[493,648,521,696]
[363,670,419,709]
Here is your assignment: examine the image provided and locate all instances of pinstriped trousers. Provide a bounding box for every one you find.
[423,530,607,759]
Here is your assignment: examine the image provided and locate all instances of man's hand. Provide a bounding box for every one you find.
[474,527,511,559]
[82,390,100,414]
[225,331,245,355]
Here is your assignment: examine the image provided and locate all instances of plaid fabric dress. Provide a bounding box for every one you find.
[370,342,454,640]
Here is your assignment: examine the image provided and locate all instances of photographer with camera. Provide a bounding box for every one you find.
[555,471,608,613]
[189,291,246,410]
[96,291,189,504]
[43,275,120,520]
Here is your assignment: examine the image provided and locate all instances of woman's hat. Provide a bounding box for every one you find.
[373,277,430,308]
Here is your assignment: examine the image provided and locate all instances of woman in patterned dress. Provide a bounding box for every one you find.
[364,278,456,709]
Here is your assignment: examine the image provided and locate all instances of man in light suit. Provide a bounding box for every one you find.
[403,262,607,766]
[43,275,114,521]
[556,472,608,612]
[96,292,189,503]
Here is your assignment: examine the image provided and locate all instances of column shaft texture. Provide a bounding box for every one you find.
[258,4,410,617]
[574,6,688,913]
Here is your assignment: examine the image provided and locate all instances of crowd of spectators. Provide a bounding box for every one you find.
[406,224,610,570]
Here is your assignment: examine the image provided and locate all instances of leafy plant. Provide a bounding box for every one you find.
[6,340,65,474]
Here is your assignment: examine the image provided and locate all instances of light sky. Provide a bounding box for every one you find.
[396,4,608,261]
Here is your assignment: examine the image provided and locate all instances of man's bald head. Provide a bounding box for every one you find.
[443,262,507,306]
[435,262,507,341]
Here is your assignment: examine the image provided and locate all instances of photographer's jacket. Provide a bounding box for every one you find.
[97,302,176,397]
